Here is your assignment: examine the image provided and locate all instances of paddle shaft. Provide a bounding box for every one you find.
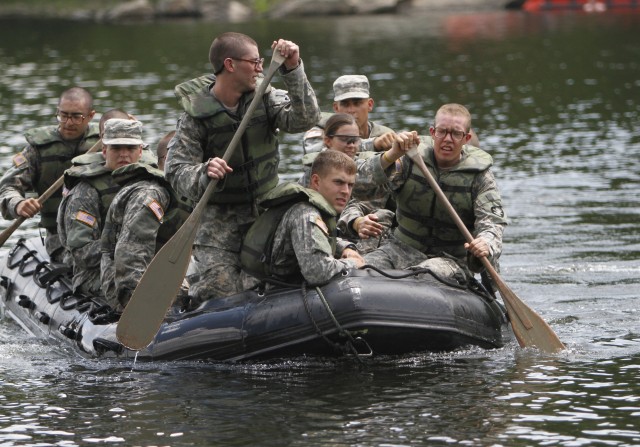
[0,140,103,248]
[407,146,565,352]
[116,50,287,350]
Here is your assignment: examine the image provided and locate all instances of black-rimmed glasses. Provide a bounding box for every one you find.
[432,127,467,142]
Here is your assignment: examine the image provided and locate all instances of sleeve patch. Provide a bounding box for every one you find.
[303,128,324,140]
[75,210,97,228]
[12,152,27,168]
[311,215,329,236]
[146,199,165,222]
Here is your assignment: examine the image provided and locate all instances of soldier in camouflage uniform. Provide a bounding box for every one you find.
[100,162,172,312]
[302,75,396,155]
[0,87,98,262]
[165,32,320,303]
[359,104,508,282]
[299,113,397,254]
[57,119,144,297]
[241,150,364,286]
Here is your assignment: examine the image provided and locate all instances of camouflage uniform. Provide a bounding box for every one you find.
[166,61,320,302]
[360,136,507,275]
[57,163,120,296]
[100,165,171,312]
[337,200,396,254]
[270,202,358,285]
[0,124,99,261]
[300,150,397,254]
[241,182,357,286]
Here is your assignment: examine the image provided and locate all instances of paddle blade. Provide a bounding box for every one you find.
[116,213,199,350]
[494,275,565,353]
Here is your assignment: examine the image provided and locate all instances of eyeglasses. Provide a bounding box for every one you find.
[432,127,467,142]
[56,111,86,125]
[231,57,265,69]
[329,134,361,145]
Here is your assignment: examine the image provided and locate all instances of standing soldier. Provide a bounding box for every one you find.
[165,32,320,305]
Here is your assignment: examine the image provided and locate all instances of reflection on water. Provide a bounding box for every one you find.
[0,9,639,447]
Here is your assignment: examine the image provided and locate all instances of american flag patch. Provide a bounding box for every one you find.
[12,152,27,167]
[146,199,164,222]
[312,215,329,236]
[75,210,97,228]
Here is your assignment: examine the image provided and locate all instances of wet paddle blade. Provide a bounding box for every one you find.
[116,209,200,350]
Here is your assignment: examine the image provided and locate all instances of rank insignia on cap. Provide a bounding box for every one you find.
[75,210,97,228]
[12,152,27,167]
[311,215,329,235]
[146,199,164,222]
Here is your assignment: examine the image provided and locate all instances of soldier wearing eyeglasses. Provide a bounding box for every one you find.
[0,87,98,262]
[166,32,320,305]
[358,104,508,287]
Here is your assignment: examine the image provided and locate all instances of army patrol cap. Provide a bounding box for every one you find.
[333,75,370,102]
[102,118,144,145]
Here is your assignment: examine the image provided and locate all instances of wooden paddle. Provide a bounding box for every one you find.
[116,50,287,350]
[0,139,103,249]
[407,145,565,353]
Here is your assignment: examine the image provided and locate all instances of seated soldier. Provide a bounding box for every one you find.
[99,162,173,313]
[241,150,364,287]
[57,118,143,297]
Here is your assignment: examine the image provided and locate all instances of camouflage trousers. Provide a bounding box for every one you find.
[44,231,66,264]
[363,236,470,285]
[187,244,260,306]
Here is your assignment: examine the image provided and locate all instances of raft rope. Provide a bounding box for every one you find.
[300,281,372,363]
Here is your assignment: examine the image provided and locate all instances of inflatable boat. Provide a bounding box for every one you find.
[0,238,510,361]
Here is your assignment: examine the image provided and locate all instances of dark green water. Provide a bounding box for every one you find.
[0,10,639,446]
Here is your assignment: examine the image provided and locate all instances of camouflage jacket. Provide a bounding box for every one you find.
[166,61,320,249]
[100,178,170,312]
[271,201,357,286]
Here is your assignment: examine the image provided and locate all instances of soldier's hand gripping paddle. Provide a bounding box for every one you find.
[407,145,565,353]
[116,50,287,350]
[0,140,103,249]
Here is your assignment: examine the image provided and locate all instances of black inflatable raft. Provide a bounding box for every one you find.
[0,238,510,361]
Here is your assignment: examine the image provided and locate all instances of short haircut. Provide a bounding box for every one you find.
[156,130,176,159]
[435,103,472,132]
[311,150,357,178]
[209,32,258,75]
[59,87,93,112]
[99,108,129,136]
[324,113,357,137]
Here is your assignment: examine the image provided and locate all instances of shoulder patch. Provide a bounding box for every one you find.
[75,210,97,228]
[62,186,70,197]
[12,152,27,168]
[491,205,504,218]
[311,215,329,236]
[304,128,324,140]
[146,199,165,222]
